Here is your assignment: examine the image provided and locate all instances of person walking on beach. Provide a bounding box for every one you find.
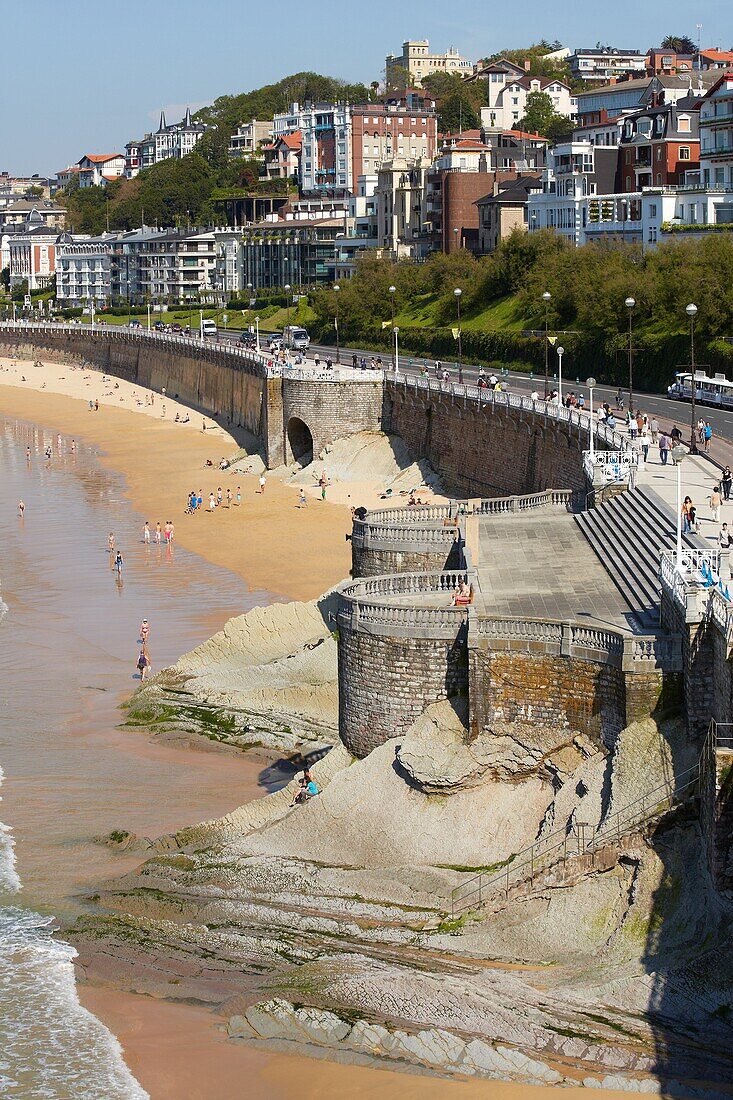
[236,486,241,506]
[143,522,151,545]
[108,532,115,552]
[298,488,307,509]
[217,487,223,507]
[114,551,124,575]
[226,488,232,508]
[18,500,25,518]
[209,491,216,512]
[136,650,151,682]
[25,446,31,461]
[140,619,150,645]
[168,521,175,545]
[258,474,266,494]
[154,522,162,545]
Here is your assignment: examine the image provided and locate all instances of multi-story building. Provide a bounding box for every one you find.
[526,140,618,244]
[385,39,472,88]
[262,132,302,181]
[124,109,208,178]
[699,72,733,200]
[228,120,273,158]
[374,157,431,257]
[241,217,347,288]
[272,100,438,195]
[7,211,61,290]
[480,74,576,131]
[697,49,733,71]
[475,176,543,253]
[576,73,718,128]
[76,153,125,188]
[618,100,699,192]
[55,231,114,304]
[569,48,646,83]
[645,48,695,76]
[0,173,53,199]
[0,198,66,228]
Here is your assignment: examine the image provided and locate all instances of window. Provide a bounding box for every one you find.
[649,203,657,216]
[679,146,691,160]
[678,115,691,133]
[657,147,663,161]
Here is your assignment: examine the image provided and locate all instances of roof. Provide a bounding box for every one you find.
[577,72,719,98]
[279,130,302,150]
[572,48,642,57]
[79,153,123,164]
[700,49,733,63]
[448,138,492,151]
[506,74,571,92]
[502,129,549,142]
[475,175,542,206]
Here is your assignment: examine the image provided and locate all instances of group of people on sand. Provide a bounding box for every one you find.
[141,521,175,545]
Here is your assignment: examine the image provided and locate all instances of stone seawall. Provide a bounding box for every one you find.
[384,381,588,497]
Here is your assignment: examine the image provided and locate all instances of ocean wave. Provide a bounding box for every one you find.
[0,907,149,1099]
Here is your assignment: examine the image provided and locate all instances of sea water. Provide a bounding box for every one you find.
[0,413,273,1097]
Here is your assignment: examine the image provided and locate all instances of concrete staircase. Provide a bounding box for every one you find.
[573,486,706,627]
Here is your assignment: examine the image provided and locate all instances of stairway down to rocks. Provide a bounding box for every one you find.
[574,486,706,627]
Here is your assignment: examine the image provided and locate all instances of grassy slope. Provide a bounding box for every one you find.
[394,293,530,333]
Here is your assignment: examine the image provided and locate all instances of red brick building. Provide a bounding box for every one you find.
[618,100,700,191]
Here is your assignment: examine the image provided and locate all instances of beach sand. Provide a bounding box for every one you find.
[80,987,637,1100]
[0,356,351,602]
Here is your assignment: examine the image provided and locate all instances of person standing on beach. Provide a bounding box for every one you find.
[298,488,307,508]
[25,446,31,461]
[143,522,151,545]
[114,551,124,575]
[168,521,175,545]
[217,487,223,507]
[140,619,150,645]
[197,490,203,511]
[236,486,241,506]
[209,492,216,512]
[259,474,266,494]
[71,439,76,454]
[226,488,232,508]
[136,650,151,682]
[18,500,25,517]
[108,532,115,552]
[154,522,162,545]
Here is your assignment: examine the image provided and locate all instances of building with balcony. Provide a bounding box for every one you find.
[575,73,718,127]
[480,74,576,131]
[125,109,209,178]
[228,119,273,158]
[569,48,646,83]
[374,157,431,257]
[7,215,61,290]
[0,198,66,229]
[527,141,618,244]
[241,217,347,289]
[76,153,125,188]
[699,72,733,196]
[262,132,302,181]
[645,48,695,76]
[55,232,115,304]
[618,100,700,192]
[697,49,733,71]
[385,39,472,88]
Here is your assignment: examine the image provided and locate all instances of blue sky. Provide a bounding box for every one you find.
[3,0,729,175]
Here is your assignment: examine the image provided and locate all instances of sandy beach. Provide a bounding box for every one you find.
[0,355,352,601]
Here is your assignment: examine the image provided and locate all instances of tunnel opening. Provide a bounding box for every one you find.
[287,417,314,466]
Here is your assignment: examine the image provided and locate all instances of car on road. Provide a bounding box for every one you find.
[267,332,284,351]
[129,318,142,328]
[171,322,182,333]
[239,330,257,347]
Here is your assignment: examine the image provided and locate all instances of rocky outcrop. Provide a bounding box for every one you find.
[125,594,339,753]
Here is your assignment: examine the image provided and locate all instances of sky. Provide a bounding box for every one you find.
[2,0,730,176]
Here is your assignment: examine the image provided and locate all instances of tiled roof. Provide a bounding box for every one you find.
[279,131,302,150]
[81,154,123,164]
[502,129,548,141]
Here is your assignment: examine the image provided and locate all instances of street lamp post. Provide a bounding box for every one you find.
[333,284,341,364]
[625,296,635,415]
[586,376,596,460]
[672,443,687,559]
[389,285,396,371]
[284,283,292,330]
[393,326,400,376]
[454,287,462,384]
[686,303,698,454]
[247,282,253,335]
[557,346,565,405]
[542,291,551,398]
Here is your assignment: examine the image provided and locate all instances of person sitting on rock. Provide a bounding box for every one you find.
[290,770,319,807]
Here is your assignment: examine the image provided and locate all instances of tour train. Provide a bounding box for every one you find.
[667,370,733,407]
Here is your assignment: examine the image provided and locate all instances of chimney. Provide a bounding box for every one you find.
[524,58,531,71]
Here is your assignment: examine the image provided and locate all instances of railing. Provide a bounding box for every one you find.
[660,548,726,621]
[338,570,474,639]
[476,489,575,514]
[473,615,681,671]
[283,366,380,383]
[582,449,640,486]
[451,762,699,916]
[391,374,630,454]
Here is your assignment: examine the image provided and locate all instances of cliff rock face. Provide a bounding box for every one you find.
[126,594,339,752]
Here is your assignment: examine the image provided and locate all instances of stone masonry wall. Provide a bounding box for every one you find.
[282,377,384,466]
[351,539,461,579]
[337,625,468,758]
[660,589,714,741]
[384,385,587,498]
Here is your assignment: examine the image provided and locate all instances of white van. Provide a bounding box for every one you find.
[201,319,217,338]
[283,325,310,351]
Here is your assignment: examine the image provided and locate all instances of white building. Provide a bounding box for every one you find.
[7,214,61,290]
[228,120,273,158]
[527,141,619,244]
[76,153,125,188]
[479,72,576,131]
[699,72,733,196]
[55,232,113,304]
[569,48,646,83]
[385,39,472,87]
[125,109,209,178]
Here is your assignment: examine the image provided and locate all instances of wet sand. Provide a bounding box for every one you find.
[80,988,638,1100]
[0,358,352,602]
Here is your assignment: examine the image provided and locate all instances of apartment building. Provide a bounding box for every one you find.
[124,109,208,178]
[475,176,543,253]
[272,100,437,194]
[645,48,695,76]
[241,217,347,288]
[569,48,646,83]
[480,74,576,131]
[618,100,700,191]
[228,120,273,158]
[7,213,60,289]
[55,232,114,304]
[527,141,618,244]
[374,157,431,256]
[576,73,718,127]
[0,198,66,228]
[385,39,472,88]
[697,49,733,71]
[699,72,733,194]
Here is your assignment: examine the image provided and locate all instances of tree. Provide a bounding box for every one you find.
[518,91,556,135]
[660,35,696,54]
[437,93,479,134]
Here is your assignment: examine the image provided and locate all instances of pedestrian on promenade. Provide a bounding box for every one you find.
[722,466,732,501]
[650,418,659,443]
[710,485,723,523]
[704,422,713,453]
[640,423,650,463]
[658,432,669,465]
[682,496,693,534]
[628,411,637,440]
[259,474,266,494]
[697,418,705,444]
[670,425,682,443]
[143,522,151,544]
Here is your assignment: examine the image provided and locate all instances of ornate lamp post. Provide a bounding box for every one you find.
[454,287,462,384]
[284,283,291,330]
[542,291,551,397]
[686,303,698,454]
[586,376,596,460]
[625,296,635,415]
[557,345,565,404]
[333,284,341,364]
[389,284,396,371]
